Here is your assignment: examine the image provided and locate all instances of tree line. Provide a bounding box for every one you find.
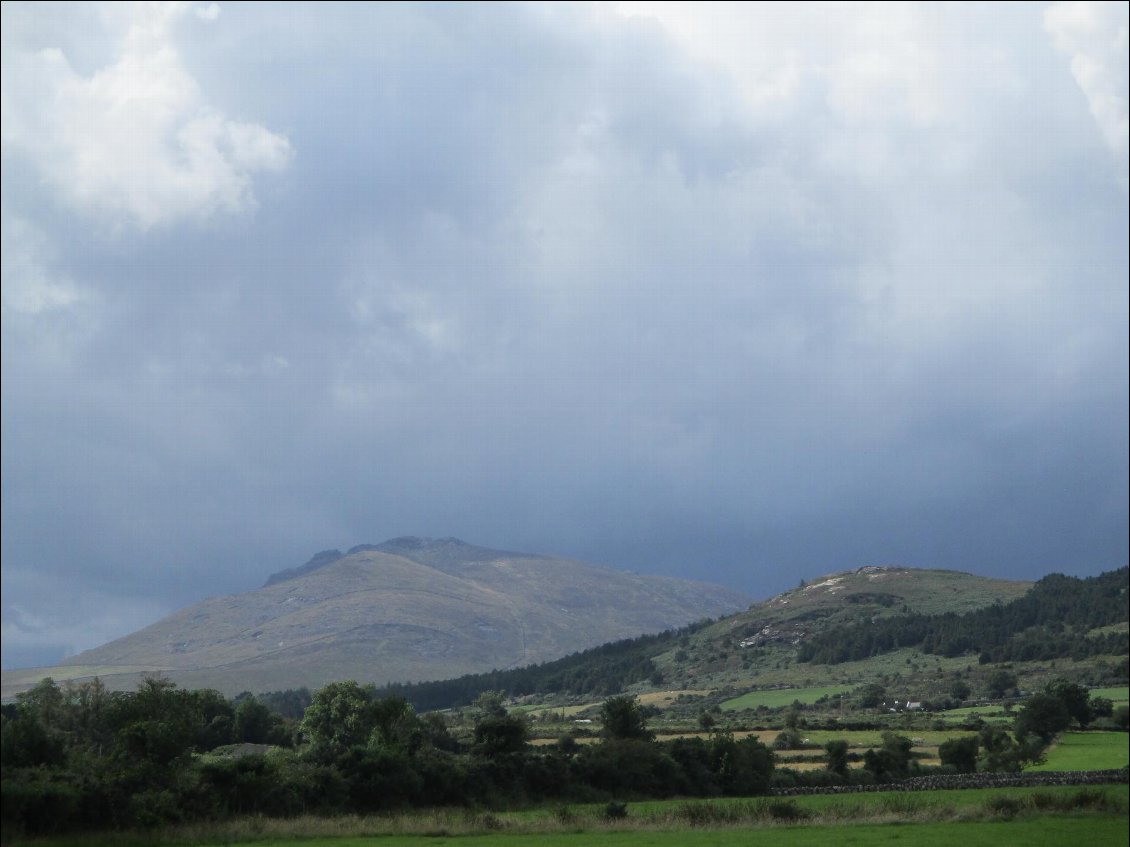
[373,620,710,711]
[1,677,770,838]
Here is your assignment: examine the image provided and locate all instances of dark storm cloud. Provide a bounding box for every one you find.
[2,2,1126,667]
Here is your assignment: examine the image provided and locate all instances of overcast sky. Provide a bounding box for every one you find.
[2,1,1127,670]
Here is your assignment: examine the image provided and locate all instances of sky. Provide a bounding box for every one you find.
[1,1,1127,670]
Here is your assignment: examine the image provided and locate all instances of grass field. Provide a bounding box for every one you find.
[170,820,1130,847]
[1029,732,1130,772]
[20,786,1127,846]
[720,686,854,711]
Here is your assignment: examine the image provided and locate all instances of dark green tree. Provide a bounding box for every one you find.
[473,690,508,717]
[14,678,65,728]
[976,724,1026,772]
[106,676,199,766]
[856,683,886,709]
[1113,706,1129,731]
[1044,679,1091,727]
[1088,696,1113,719]
[0,710,64,767]
[472,713,528,755]
[862,732,913,781]
[1014,692,1071,742]
[938,735,979,772]
[599,695,654,741]
[234,696,276,744]
[300,680,376,754]
[369,696,420,751]
[709,732,774,795]
[190,688,235,751]
[986,669,1018,699]
[824,739,849,777]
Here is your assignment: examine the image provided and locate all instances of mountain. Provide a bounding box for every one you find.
[1,538,751,697]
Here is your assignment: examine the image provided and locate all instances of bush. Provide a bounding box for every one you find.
[773,729,805,750]
[604,801,628,819]
[938,735,979,773]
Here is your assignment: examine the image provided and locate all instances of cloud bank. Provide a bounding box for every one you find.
[2,2,1126,669]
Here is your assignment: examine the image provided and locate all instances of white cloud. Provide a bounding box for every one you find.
[1045,0,1130,188]
[0,2,292,229]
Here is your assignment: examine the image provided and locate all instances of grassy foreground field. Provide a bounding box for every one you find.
[155,819,1130,847]
[19,786,1127,847]
[22,817,1128,847]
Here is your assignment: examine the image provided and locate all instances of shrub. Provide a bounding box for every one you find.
[0,769,81,836]
[984,796,1023,819]
[773,729,804,750]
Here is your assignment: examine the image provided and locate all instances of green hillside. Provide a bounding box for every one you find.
[376,566,1127,720]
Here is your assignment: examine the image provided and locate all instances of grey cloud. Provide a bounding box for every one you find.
[2,3,1126,668]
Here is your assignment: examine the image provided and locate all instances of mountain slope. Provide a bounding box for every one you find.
[4,538,750,696]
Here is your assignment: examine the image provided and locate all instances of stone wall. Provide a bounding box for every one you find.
[771,767,1129,795]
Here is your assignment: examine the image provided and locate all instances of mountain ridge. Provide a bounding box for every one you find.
[262,537,548,587]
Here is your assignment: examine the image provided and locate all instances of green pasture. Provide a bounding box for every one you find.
[721,686,854,711]
[1089,686,1129,706]
[936,706,1013,725]
[1029,732,1129,772]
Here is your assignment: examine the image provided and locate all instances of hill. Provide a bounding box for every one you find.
[795,567,1129,664]
[371,567,1127,720]
[370,565,1041,710]
[0,538,750,697]
[709,565,1035,650]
